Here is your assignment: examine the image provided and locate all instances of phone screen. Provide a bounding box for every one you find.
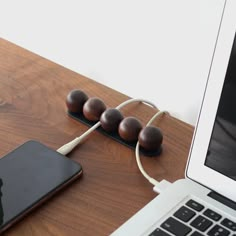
[0,140,82,232]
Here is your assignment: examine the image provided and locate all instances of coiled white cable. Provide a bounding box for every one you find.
[57,98,157,155]
[135,110,169,186]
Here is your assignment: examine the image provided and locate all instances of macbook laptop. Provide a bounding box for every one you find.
[111,0,236,235]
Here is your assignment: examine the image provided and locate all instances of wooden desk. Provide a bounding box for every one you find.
[0,38,193,236]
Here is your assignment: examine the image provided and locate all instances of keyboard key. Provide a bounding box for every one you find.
[221,218,236,231]
[174,206,196,222]
[190,232,204,236]
[186,199,204,212]
[190,215,213,232]
[149,228,171,236]
[203,209,222,221]
[207,225,230,236]
[161,217,192,236]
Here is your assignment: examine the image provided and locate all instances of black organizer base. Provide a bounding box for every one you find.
[68,111,162,157]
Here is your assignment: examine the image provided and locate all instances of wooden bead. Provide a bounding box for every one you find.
[66,89,88,113]
[118,117,142,142]
[83,97,106,121]
[100,108,124,133]
[138,126,163,152]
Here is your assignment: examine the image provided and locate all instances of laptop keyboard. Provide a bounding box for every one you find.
[149,199,236,236]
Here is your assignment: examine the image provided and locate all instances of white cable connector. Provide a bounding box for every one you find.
[57,98,157,155]
[57,122,101,155]
[153,179,172,194]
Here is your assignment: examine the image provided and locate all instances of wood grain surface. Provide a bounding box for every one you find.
[0,38,194,236]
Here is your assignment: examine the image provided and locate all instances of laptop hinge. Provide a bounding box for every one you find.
[208,191,236,211]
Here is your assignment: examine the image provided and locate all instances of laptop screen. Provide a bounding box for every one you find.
[205,32,236,181]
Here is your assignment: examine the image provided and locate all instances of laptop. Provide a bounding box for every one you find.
[111,1,236,235]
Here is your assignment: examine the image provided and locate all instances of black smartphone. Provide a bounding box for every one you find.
[0,140,82,233]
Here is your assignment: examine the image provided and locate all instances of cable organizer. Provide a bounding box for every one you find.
[67,111,162,157]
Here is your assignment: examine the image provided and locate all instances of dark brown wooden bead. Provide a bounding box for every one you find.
[118,117,142,142]
[100,108,124,132]
[138,126,163,151]
[66,89,88,113]
[83,97,106,121]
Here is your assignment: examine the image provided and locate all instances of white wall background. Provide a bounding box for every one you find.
[0,0,225,125]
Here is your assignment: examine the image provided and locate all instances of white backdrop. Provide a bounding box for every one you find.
[0,0,225,125]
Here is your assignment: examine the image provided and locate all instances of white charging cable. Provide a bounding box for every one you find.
[57,98,157,155]
[57,97,171,193]
[135,111,172,193]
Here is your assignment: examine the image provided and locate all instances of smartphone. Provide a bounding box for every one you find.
[0,140,82,233]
